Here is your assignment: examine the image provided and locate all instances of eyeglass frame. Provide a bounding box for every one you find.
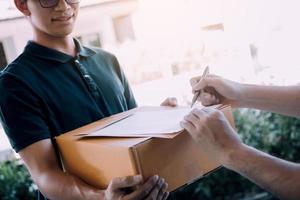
[38,0,81,8]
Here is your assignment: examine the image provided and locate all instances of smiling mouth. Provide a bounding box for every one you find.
[52,14,74,22]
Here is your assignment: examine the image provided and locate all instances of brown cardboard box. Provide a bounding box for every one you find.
[56,106,235,191]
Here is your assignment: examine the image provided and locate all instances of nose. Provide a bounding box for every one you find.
[54,0,71,11]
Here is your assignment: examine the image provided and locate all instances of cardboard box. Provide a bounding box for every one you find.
[56,106,235,191]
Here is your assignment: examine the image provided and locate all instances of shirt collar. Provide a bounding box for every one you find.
[24,38,96,63]
[74,38,96,57]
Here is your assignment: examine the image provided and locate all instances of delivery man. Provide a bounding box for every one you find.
[0,0,177,199]
[181,74,300,200]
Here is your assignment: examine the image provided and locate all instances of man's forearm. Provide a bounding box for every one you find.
[224,144,300,200]
[240,85,300,117]
[36,169,105,200]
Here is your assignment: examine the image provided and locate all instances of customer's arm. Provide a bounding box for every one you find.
[225,144,300,200]
[181,107,300,200]
[191,75,300,117]
[238,84,300,117]
[19,139,168,200]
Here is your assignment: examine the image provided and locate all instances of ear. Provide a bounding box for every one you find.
[14,0,31,16]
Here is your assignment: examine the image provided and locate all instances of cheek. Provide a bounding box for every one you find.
[30,12,51,29]
[72,5,79,16]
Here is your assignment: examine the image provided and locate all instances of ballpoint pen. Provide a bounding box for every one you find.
[191,66,210,108]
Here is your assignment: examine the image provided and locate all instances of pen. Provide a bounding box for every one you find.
[191,66,210,108]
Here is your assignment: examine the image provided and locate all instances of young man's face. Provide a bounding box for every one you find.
[26,0,79,37]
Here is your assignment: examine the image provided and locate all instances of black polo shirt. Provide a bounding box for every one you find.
[0,39,137,153]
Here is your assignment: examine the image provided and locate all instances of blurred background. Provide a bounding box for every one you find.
[0,0,300,199]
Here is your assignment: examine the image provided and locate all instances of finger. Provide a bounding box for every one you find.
[125,175,159,200]
[110,175,143,190]
[160,99,168,106]
[161,97,178,107]
[203,107,223,119]
[182,115,197,129]
[192,108,207,119]
[167,97,178,107]
[145,178,164,200]
[157,181,168,200]
[180,120,195,133]
[162,192,170,200]
[199,92,219,106]
[184,113,199,124]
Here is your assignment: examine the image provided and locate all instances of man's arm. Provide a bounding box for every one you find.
[19,139,104,200]
[225,144,300,200]
[19,139,169,200]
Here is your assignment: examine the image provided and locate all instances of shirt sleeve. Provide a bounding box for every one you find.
[111,55,138,110]
[0,73,51,152]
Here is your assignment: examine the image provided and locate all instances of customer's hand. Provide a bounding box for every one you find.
[160,97,178,107]
[105,175,169,200]
[180,107,242,166]
[190,74,243,107]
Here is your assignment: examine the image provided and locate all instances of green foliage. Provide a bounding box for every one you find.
[235,109,300,162]
[0,160,35,200]
[170,109,300,200]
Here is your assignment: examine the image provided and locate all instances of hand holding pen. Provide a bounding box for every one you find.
[191,66,210,108]
[190,69,243,108]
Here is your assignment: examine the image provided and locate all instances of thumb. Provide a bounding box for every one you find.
[110,175,143,190]
[193,76,219,92]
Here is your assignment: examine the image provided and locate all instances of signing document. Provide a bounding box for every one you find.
[84,107,196,138]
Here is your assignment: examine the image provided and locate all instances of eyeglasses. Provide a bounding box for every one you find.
[38,0,81,8]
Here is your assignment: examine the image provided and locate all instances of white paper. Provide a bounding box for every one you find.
[86,107,193,137]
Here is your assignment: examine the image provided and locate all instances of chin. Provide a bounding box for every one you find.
[51,29,74,37]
